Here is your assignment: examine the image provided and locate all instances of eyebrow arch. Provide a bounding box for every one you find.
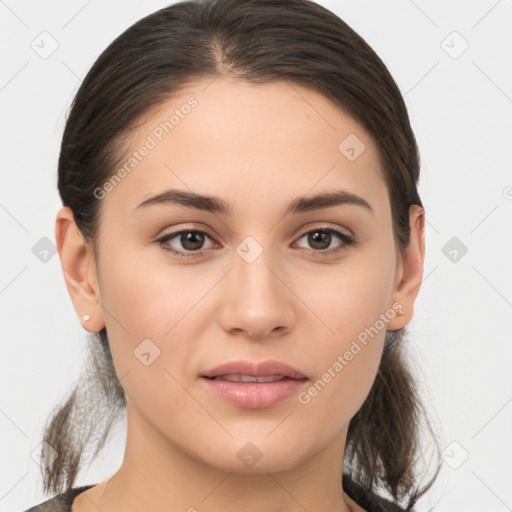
[135,188,374,216]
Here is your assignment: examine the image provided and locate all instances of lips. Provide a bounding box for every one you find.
[201,359,307,380]
[200,359,308,408]
[211,374,286,383]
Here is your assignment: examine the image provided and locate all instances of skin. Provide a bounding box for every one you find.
[56,77,425,512]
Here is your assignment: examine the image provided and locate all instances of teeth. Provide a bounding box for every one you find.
[212,374,286,383]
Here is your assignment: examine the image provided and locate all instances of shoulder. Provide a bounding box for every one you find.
[20,485,95,512]
[343,474,411,512]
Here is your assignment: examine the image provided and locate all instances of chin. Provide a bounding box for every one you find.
[195,437,311,475]
[217,455,302,475]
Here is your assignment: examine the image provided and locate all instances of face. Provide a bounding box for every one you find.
[66,77,410,474]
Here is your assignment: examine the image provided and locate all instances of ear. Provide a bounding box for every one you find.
[55,206,105,333]
[386,204,425,331]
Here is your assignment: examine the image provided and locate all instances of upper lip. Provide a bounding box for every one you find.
[202,360,307,379]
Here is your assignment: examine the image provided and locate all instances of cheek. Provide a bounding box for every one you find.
[296,290,387,442]
[295,343,382,449]
[99,240,213,338]
[97,246,218,395]
[303,244,396,343]
[294,241,394,422]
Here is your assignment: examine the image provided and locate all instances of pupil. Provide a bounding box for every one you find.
[182,231,204,250]
[309,231,330,250]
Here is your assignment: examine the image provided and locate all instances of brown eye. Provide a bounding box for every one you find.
[307,230,332,250]
[295,227,355,255]
[157,229,216,257]
[179,231,206,251]
[157,225,355,259]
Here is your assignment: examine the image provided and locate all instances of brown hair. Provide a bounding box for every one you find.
[43,0,442,509]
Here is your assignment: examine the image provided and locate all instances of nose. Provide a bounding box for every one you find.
[218,246,295,341]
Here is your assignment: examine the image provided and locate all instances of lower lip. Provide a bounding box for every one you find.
[201,377,307,409]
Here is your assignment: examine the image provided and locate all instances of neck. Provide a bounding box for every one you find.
[84,403,357,512]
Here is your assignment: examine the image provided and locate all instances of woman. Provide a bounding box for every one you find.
[24,0,441,510]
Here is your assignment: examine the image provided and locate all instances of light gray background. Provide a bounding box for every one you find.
[1,1,511,511]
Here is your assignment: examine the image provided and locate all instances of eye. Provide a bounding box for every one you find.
[157,229,217,258]
[293,227,355,256]
[156,225,356,258]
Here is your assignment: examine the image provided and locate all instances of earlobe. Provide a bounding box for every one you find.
[55,206,105,332]
[386,205,425,331]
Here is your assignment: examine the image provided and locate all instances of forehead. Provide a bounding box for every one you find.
[100,77,389,220]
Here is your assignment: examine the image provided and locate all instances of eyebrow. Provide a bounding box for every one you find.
[135,188,374,217]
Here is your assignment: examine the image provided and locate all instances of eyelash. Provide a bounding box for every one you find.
[156,225,356,259]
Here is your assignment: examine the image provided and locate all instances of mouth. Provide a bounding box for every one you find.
[201,359,307,380]
[201,360,308,409]
[205,373,295,383]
